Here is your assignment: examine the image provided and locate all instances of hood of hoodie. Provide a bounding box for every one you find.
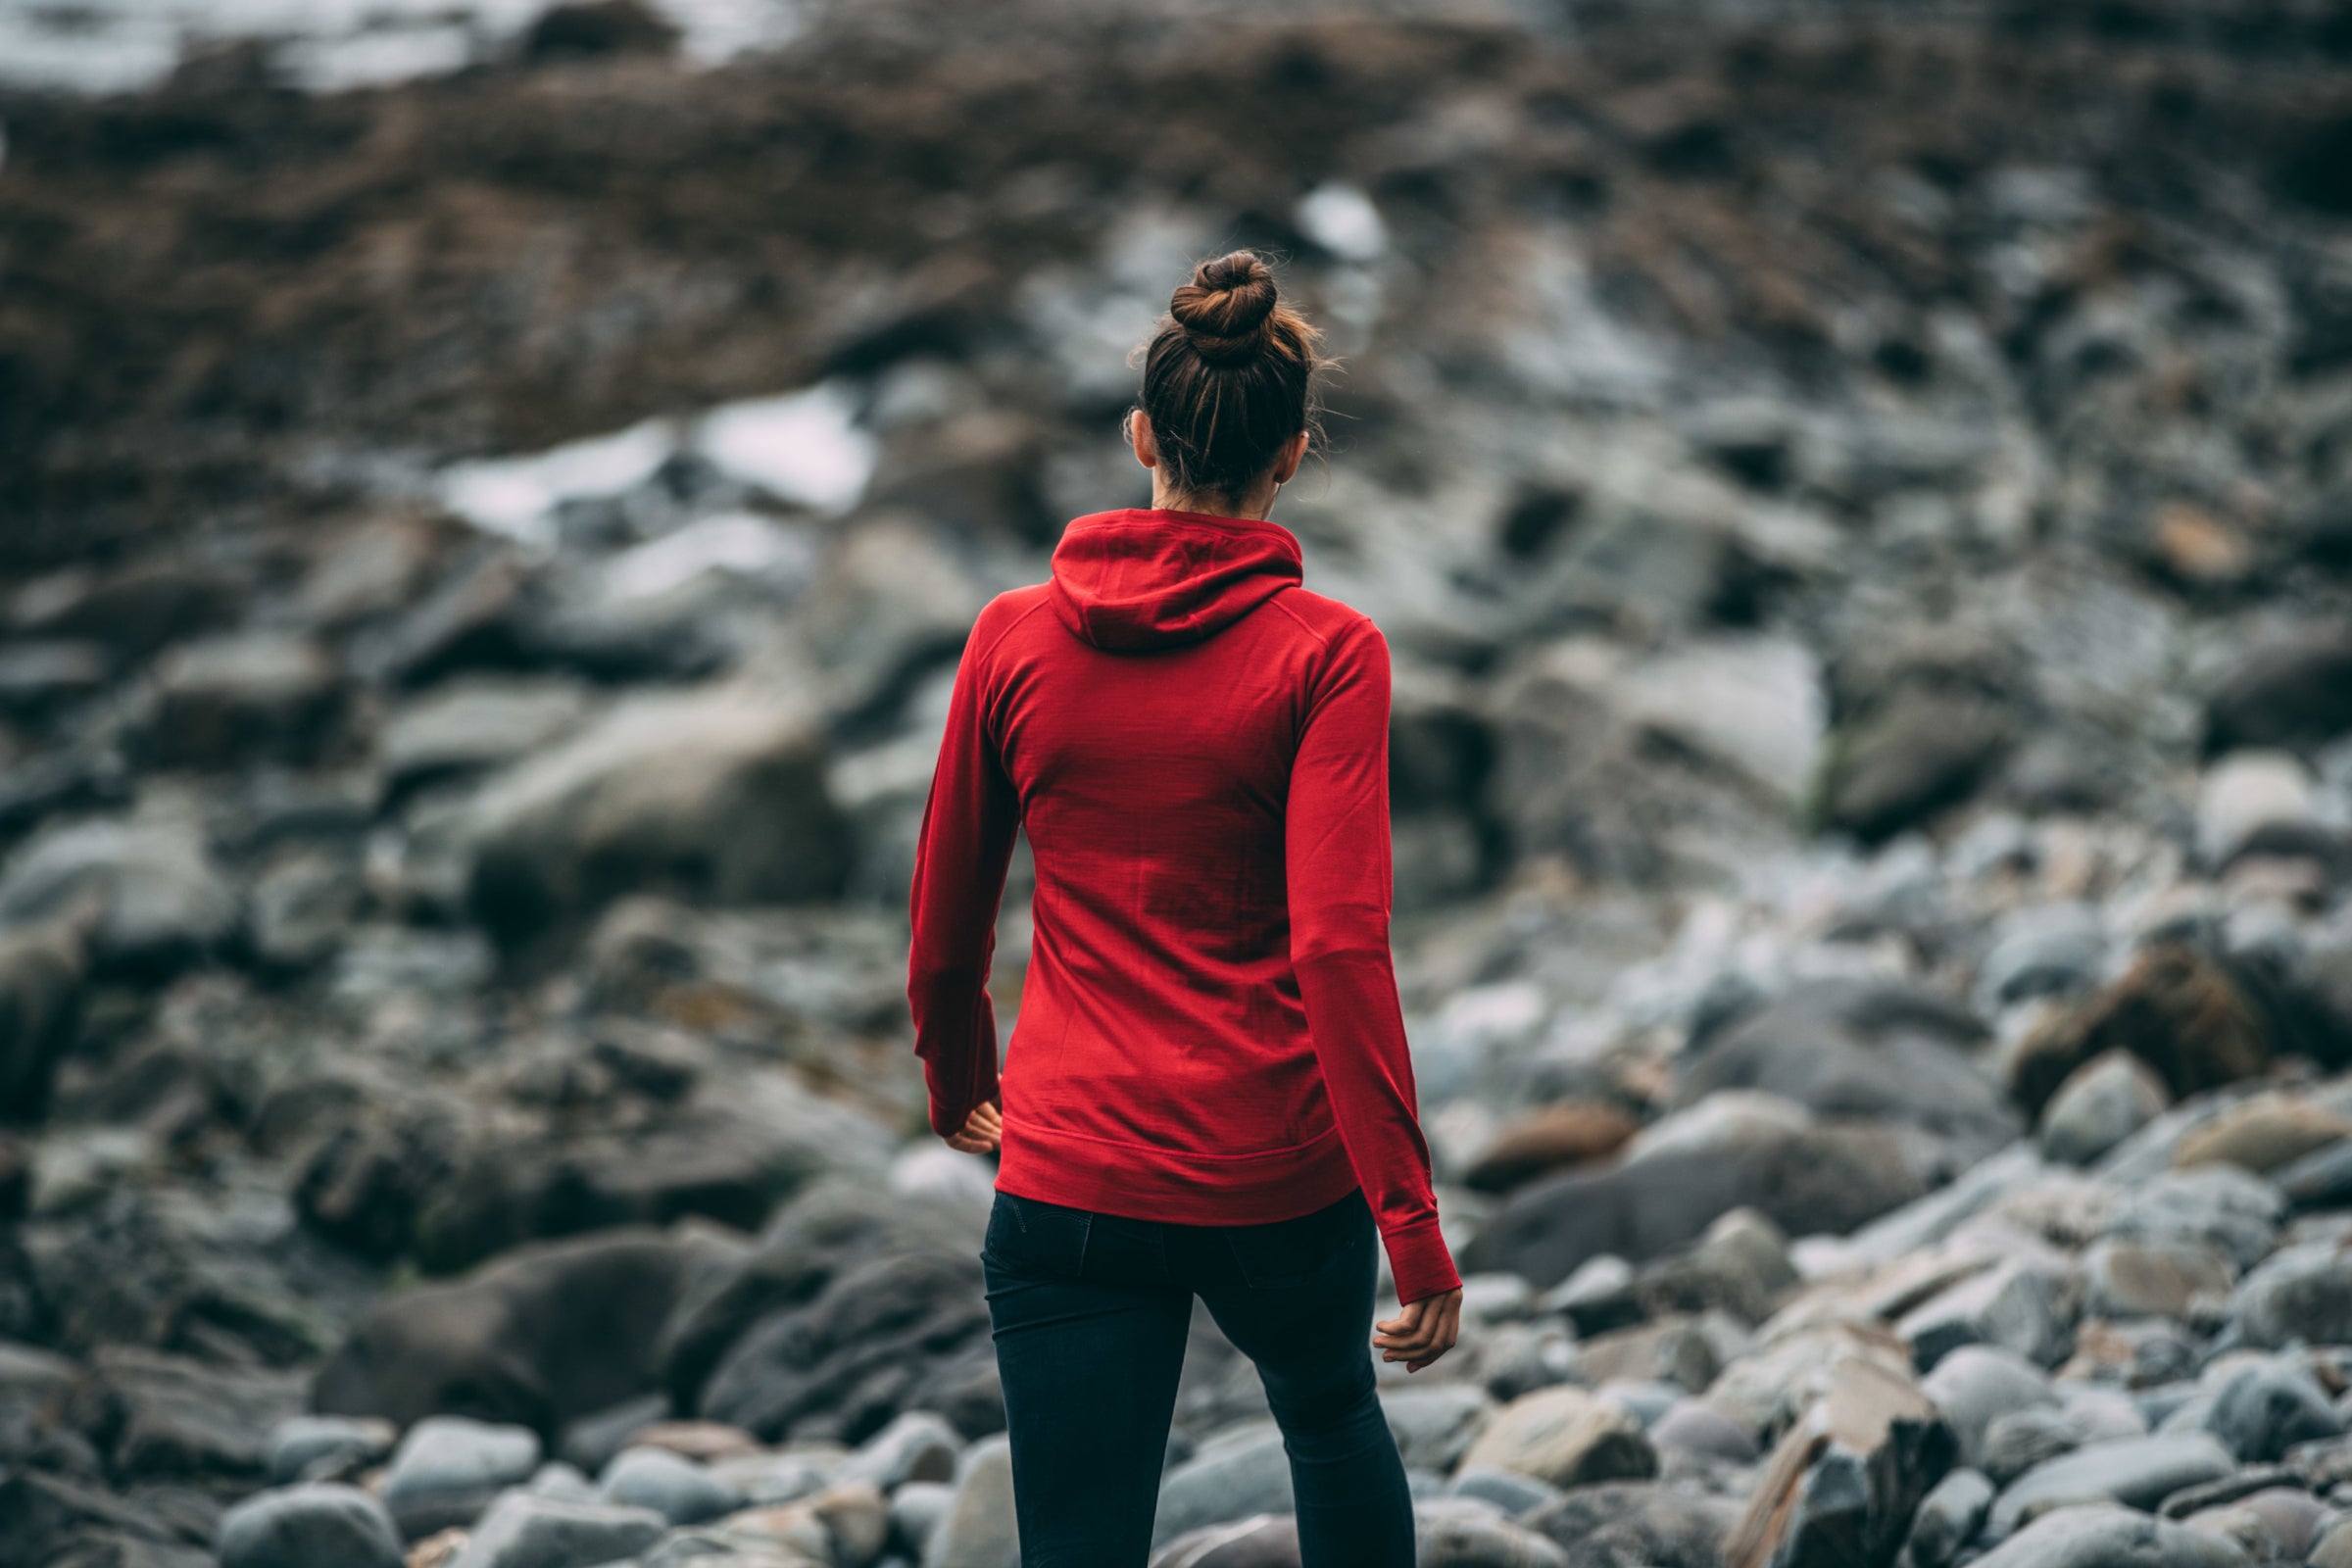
[1048,508,1304,652]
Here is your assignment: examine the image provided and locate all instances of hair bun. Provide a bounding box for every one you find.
[1168,250,1278,366]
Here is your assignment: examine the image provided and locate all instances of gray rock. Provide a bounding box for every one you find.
[1380,1382,1495,1475]
[1671,981,2013,1155]
[1152,1422,1294,1549]
[1413,1495,1572,1567]
[380,1416,544,1538]
[1969,1504,2251,1568]
[2039,1053,2169,1167]
[1519,1480,1743,1566]
[928,1433,1017,1568]
[1453,1386,1657,1491]
[1448,1467,1562,1515]
[1907,1468,1994,1568]
[837,1409,962,1492]
[84,1346,307,1484]
[217,1484,404,1568]
[2203,1358,2345,1462]
[447,1493,666,1568]
[150,631,343,768]
[0,814,239,975]
[1987,1435,2236,1537]
[0,913,90,1125]
[1722,1355,1955,1568]
[2203,623,2352,757]
[2234,1241,2352,1349]
[1898,1257,2077,1370]
[1982,1406,2088,1486]
[265,1415,397,1485]
[891,1480,955,1560]
[598,1446,739,1525]
[2080,1238,2231,1322]
[1979,905,2106,1013]
[461,684,852,952]
[1462,1096,1934,1287]
[2098,1167,2282,1274]
[378,677,592,802]
[1923,1346,2060,1471]
[1646,1398,1758,1463]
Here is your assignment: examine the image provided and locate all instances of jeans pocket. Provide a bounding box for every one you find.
[1222,1191,1357,1291]
[981,1189,1094,1280]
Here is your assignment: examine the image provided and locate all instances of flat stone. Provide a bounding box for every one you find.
[598,1445,739,1525]
[1454,1386,1658,1491]
[446,1493,666,1568]
[1988,1435,2236,1537]
[2081,1239,2232,1321]
[382,1416,544,1539]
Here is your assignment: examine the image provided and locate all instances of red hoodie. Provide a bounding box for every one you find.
[906,506,1461,1306]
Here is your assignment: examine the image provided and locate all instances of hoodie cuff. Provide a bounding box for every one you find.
[1381,1214,1461,1306]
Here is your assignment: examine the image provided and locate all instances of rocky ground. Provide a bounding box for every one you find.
[6,0,2352,1565]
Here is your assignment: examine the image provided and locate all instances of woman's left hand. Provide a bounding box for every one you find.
[947,1101,1003,1154]
[1374,1287,1463,1373]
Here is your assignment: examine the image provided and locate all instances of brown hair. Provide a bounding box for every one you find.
[1129,250,1325,505]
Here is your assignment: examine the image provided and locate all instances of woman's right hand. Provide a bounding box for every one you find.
[946,1101,1003,1154]
[1374,1288,1462,1373]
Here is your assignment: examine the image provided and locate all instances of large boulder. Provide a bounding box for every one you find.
[1672,981,2014,1158]
[461,684,851,954]
[1462,1096,1935,1288]
[661,1178,998,1445]
[1723,1355,1955,1568]
[315,1227,735,1438]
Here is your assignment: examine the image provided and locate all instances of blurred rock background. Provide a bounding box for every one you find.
[5,0,2352,1564]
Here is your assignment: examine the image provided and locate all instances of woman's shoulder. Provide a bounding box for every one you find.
[1263,586,1385,659]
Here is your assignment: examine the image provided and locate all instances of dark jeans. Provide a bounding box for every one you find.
[978,1183,1416,1568]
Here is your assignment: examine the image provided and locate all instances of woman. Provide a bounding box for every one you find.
[906,248,1462,1568]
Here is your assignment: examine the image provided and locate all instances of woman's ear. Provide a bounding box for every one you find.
[1127,408,1158,470]
[1271,428,1309,486]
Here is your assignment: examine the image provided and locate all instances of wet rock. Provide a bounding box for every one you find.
[0,814,239,977]
[2008,946,2272,1123]
[216,1484,404,1568]
[2080,1239,2232,1322]
[1906,1468,1994,1568]
[380,1416,544,1538]
[445,1493,665,1568]
[1986,1434,2236,1537]
[2038,1053,2169,1167]
[148,633,343,769]
[1971,1503,2252,1568]
[1454,1386,1658,1490]
[462,684,851,954]
[1462,1100,1641,1194]
[597,1445,739,1526]
[1722,1354,1955,1568]
[316,1228,725,1437]
[2203,1358,2344,1462]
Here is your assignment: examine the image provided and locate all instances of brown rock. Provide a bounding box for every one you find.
[2175,1094,2351,1175]
[2008,945,2272,1122]
[627,1420,761,1463]
[1463,1099,1641,1193]
[1455,1387,1660,1490]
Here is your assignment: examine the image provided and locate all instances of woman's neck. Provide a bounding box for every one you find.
[1152,477,1278,520]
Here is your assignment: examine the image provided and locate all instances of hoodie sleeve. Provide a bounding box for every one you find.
[906,604,1022,1139]
[1287,614,1462,1306]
